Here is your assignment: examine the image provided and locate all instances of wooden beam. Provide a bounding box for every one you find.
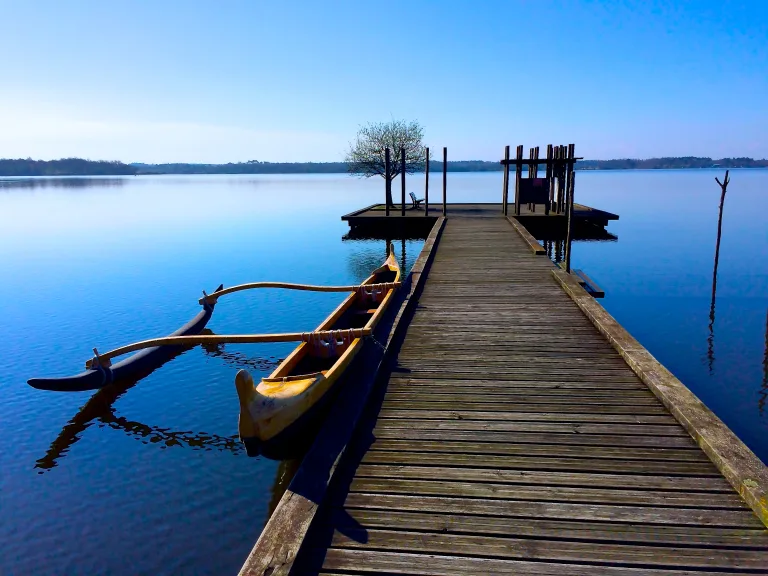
[442,147,447,216]
[565,170,575,273]
[514,145,523,216]
[506,216,546,255]
[552,269,768,528]
[500,157,583,166]
[424,147,429,216]
[400,147,406,217]
[545,144,553,215]
[502,145,510,215]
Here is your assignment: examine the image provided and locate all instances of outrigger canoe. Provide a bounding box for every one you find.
[235,247,401,456]
[27,285,223,392]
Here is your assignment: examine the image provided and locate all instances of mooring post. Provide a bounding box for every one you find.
[442,147,447,216]
[385,148,391,217]
[545,144,553,215]
[565,171,575,273]
[567,143,575,212]
[424,147,430,217]
[514,145,523,216]
[502,145,510,215]
[558,145,566,213]
[401,147,406,217]
[532,146,540,212]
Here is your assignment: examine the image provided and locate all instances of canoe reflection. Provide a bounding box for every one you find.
[34,329,282,472]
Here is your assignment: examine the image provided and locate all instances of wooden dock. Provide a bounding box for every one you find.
[240,212,768,575]
[342,203,619,239]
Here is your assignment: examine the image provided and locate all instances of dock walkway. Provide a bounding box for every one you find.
[246,212,768,575]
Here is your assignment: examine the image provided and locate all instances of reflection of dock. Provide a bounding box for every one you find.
[342,203,618,240]
[242,203,768,572]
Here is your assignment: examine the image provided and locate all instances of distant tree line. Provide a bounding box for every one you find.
[1,156,766,177]
[0,158,138,176]
[132,160,507,174]
[577,157,768,170]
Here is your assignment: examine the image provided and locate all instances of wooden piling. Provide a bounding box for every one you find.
[515,144,521,214]
[502,145,510,215]
[558,145,567,213]
[424,147,430,216]
[545,144,553,215]
[385,148,391,217]
[565,170,575,273]
[442,147,447,216]
[401,147,406,217]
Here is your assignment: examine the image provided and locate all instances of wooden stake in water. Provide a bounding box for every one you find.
[424,147,430,216]
[707,170,730,374]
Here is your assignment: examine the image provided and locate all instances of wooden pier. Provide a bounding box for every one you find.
[240,210,768,575]
[342,203,619,240]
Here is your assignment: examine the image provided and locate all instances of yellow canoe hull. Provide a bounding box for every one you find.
[236,248,401,450]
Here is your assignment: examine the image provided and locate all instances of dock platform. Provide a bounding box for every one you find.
[240,211,768,575]
[342,203,619,239]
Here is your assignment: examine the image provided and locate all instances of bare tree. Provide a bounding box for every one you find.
[345,120,427,206]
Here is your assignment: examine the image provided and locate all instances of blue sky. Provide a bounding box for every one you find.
[0,0,765,162]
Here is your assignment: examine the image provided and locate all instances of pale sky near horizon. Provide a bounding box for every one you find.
[0,1,766,163]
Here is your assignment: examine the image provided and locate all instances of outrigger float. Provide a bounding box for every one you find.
[27,246,401,455]
[27,285,224,392]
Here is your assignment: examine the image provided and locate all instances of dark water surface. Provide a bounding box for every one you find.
[1,171,766,574]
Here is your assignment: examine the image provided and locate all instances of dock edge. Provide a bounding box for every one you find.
[237,217,447,576]
[552,268,768,528]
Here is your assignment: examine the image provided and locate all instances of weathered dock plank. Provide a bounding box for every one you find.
[244,212,768,575]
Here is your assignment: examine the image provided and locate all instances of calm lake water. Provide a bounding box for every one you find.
[1,170,766,575]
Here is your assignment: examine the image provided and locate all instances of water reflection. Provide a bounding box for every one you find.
[199,330,282,372]
[0,177,128,190]
[706,279,717,375]
[346,244,391,281]
[34,332,281,472]
[760,310,768,417]
[344,238,413,282]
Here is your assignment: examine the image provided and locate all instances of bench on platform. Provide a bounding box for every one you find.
[409,191,424,210]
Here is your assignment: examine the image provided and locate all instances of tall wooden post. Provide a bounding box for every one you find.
[565,171,575,273]
[532,146,540,212]
[400,147,406,217]
[545,144,553,215]
[514,145,523,216]
[442,147,447,216]
[424,147,430,216]
[565,144,575,216]
[385,148,391,217]
[528,148,534,178]
[502,145,510,215]
[557,146,566,213]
